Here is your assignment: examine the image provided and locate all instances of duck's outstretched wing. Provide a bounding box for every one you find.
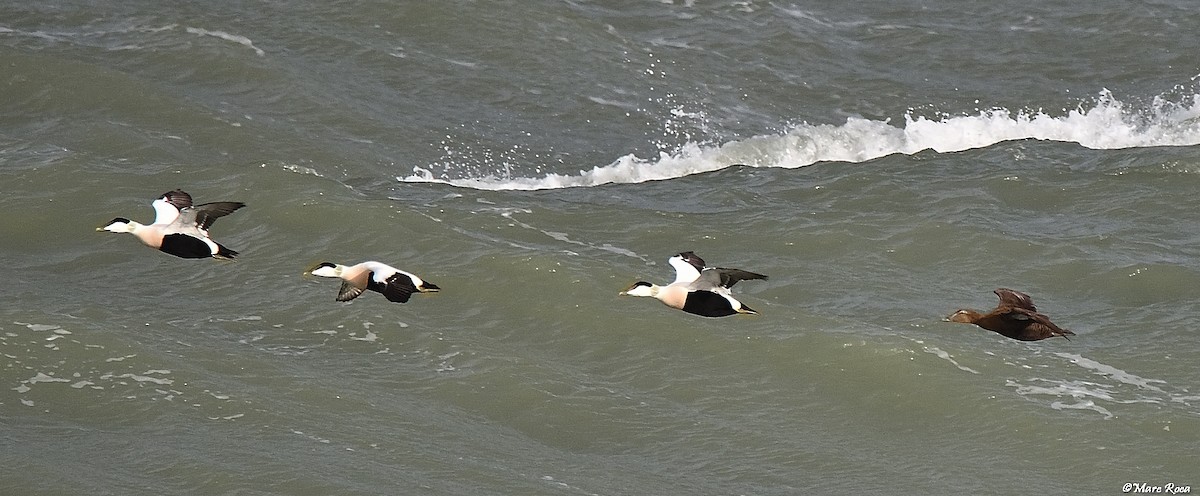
[369,273,419,303]
[998,307,1074,340]
[336,281,367,302]
[696,268,767,290]
[994,288,1037,311]
[190,202,246,231]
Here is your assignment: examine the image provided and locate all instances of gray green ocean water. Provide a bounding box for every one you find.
[3,1,1200,494]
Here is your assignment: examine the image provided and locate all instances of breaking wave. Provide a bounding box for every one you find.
[401,89,1200,191]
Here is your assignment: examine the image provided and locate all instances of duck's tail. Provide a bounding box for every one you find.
[1057,329,1077,341]
[736,303,759,315]
[214,243,239,261]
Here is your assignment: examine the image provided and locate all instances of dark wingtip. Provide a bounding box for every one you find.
[675,251,707,271]
[214,244,239,260]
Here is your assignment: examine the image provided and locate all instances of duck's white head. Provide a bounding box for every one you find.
[619,281,659,297]
[308,262,344,278]
[97,217,136,233]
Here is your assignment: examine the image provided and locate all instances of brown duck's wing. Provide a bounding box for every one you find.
[160,189,193,210]
[999,307,1074,340]
[994,288,1037,311]
[1027,321,1075,340]
[191,202,246,231]
[697,267,768,289]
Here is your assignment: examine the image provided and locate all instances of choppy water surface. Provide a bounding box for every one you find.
[3,1,1200,494]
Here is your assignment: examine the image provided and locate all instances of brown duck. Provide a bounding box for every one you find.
[946,288,1075,341]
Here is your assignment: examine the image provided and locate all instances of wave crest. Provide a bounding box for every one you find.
[400,90,1200,191]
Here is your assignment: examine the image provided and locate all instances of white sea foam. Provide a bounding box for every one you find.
[27,372,71,384]
[185,27,265,56]
[1008,353,1195,418]
[1050,399,1114,419]
[101,372,174,386]
[490,207,648,260]
[400,90,1200,191]
[1054,352,1167,393]
[922,345,980,374]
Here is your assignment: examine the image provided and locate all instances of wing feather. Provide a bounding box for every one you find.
[998,307,1073,337]
[371,273,418,303]
[677,251,706,272]
[160,189,193,210]
[696,268,768,289]
[336,281,367,302]
[994,288,1037,311]
[668,253,704,284]
[192,202,246,231]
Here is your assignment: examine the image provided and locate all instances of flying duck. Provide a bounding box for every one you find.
[620,251,767,317]
[946,288,1076,341]
[307,261,440,303]
[97,189,245,260]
